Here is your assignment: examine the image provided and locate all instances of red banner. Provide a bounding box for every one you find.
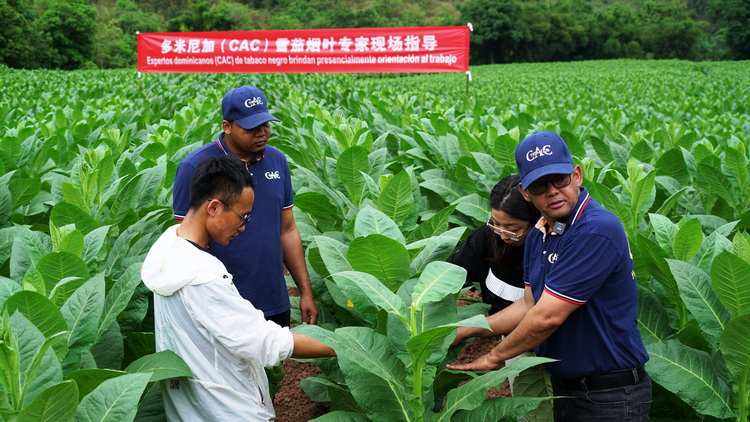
[137,26,469,74]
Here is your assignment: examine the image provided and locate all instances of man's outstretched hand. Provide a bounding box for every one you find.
[446,353,504,371]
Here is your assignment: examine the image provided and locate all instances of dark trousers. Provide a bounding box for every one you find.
[265,310,291,327]
[551,367,652,421]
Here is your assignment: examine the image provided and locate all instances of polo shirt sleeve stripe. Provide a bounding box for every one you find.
[544,285,586,305]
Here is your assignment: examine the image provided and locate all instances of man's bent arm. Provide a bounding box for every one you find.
[281,208,319,324]
[448,291,580,371]
[453,286,533,345]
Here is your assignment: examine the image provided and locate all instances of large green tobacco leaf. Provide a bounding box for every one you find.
[0,276,21,309]
[60,274,105,350]
[408,228,465,275]
[711,251,750,319]
[303,325,416,422]
[301,375,361,413]
[646,340,734,419]
[691,221,735,271]
[37,252,90,295]
[124,350,192,382]
[346,235,410,292]
[420,172,466,204]
[406,315,489,368]
[3,291,68,359]
[353,206,405,244]
[673,218,703,261]
[11,228,52,281]
[411,262,466,311]
[378,170,414,226]
[724,146,748,202]
[453,193,488,224]
[336,145,370,206]
[50,203,100,236]
[438,356,554,422]
[656,148,690,184]
[314,235,351,275]
[8,177,41,210]
[406,204,457,243]
[649,214,677,256]
[331,271,408,323]
[719,315,750,420]
[74,372,150,422]
[295,191,341,221]
[697,162,738,211]
[65,369,125,398]
[450,396,554,422]
[637,286,674,345]
[10,312,63,409]
[81,226,111,273]
[16,380,78,422]
[96,263,143,342]
[133,163,167,211]
[667,259,730,344]
[311,410,371,421]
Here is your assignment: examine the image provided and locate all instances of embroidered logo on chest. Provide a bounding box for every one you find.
[265,171,280,180]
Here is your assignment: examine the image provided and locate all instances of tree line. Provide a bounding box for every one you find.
[0,0,747,70]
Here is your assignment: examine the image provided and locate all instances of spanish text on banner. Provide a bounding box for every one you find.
[137,26,469,74]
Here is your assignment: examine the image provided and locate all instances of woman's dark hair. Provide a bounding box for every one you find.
[188,155,254,210]
[488,174,541,266]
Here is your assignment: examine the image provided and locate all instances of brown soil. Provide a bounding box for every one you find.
[274,289,510,422]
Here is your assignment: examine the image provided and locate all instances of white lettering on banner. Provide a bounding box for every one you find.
[265,171,280,180]
[161,40,172,54]
[201,39,215,53]
[526,145,553,161]
[388,36,404,51]
[228,39,262,52]
[244,97,263,108]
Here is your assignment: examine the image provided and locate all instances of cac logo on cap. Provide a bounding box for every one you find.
[244,97,263,108]
[526,145,553,162]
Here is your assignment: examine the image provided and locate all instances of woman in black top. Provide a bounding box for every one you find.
[448,174,540,315]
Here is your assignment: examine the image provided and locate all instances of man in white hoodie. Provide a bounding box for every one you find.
[142,155,335,421]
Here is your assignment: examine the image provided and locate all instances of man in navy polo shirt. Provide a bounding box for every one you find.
[448,131,651,421]
[172,85,318,327]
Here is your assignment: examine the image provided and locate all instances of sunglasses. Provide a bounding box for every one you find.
[208,198,251,226]
[486,218,528,241]
[527,173,572,196]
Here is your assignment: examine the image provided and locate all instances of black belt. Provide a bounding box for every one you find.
[553,366,647,391]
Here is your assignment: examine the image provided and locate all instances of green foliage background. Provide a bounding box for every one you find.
[1,0,749,69]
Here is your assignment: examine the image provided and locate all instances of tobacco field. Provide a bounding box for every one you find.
[1,59,749,421]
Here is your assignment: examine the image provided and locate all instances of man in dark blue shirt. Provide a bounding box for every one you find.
[449,131,651,421]
[173,86,318,327]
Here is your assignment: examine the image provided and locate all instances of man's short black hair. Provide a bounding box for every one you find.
[188,155,253,210]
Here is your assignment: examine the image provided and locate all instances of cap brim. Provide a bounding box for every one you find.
[520,163,574,190]
[235,112,281,130]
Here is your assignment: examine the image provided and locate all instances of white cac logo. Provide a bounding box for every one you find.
[548,253,558,264]
[265,171,280,180]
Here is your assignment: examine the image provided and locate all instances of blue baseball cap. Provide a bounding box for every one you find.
[221,86,280,130]
[515,131,574,190]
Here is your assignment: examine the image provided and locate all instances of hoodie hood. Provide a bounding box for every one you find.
[142,225,231,296]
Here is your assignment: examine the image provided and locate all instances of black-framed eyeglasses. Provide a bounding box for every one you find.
[486,218,528,241]
[208,198,251,225]
[527,173,572,196]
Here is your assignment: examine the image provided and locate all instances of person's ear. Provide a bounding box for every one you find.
[573,165,583,187]
[222,120,232,135]
[206,199,221,217]
[518,183,531,202]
